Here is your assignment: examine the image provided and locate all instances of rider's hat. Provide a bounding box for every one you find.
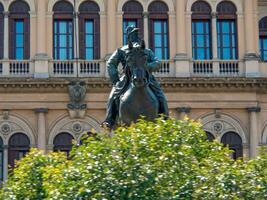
[126,25,139,37]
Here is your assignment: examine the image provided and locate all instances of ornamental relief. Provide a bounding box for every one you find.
[0,121,24,138]
[203,120,238,138]
[59,121,90,138]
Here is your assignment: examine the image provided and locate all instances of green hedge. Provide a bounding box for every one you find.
[1,118,266,200]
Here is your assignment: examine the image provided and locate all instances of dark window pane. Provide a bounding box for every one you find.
[59,35,67,47]
[153,20,168,59]
[217,20,237,60]
[155,48,162,59]
[154,21,161,34]
[59,22,67,33]
[154,35,162,47]
[223,35,230,46]
[223,48,231,59]
[86,35,93,47]
[264,38,267,48]
[197,48,205,59]
[86,48,93,60]
[197,35,204,47]
[54,20,73,60]
[15,21,24,60]
[196,22,204,34]
[60,48,67,60]
[192,20,211,60]
[16,21,24,34]
[16,35,24,47]
[85,21,93,34]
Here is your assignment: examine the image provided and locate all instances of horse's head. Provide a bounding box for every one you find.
[126,40,147,88]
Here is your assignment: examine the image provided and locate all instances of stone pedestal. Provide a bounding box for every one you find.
[34,54,50,78]
[174,55,190,77]
[245,54,260,77]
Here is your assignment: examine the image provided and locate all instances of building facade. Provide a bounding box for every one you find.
[0,0,267,181]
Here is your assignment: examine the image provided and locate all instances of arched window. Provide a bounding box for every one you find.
[148,1,169,60]
[0,3,4,60]
[216,1,238,60]
[53,132,74,156]
[0,137,3,181]
[221,132,243,160]
[79,0,100,60]
[9,0,30,60]
[191,1,212,60]
[8,133,30,168]
[122,0,143,45]
[205,131,215,142]
[53,0,74,60]
[259,17,267,62]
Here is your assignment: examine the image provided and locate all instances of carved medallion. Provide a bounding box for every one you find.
[1,123,11,135]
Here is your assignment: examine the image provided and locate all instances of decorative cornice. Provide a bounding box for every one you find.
[1,77,267,93]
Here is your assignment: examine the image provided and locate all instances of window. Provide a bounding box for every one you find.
[0,3,4,60]
[9,0,30,60]
[15,20,24,60]
[122,1,143,45]
[221,132,243,160]
[0,137,3,181]
[191,1,212,60]
[148,1,169,60]
[216,1,238,60]
[259,17,267,62]
[54,20,73,60]
[53,132,74,157]
[8,133,30,168]
[53,0,74,60]
[205,131,215,142]
[79,1,100,60]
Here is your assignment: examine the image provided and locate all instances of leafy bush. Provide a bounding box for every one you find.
[1,118,266,200]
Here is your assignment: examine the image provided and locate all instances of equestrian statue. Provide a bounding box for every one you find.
[102,26,169,128]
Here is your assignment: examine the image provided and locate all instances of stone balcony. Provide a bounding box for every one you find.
[0,59,266,78]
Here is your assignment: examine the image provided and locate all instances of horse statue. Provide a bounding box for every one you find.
[119,42,159,125]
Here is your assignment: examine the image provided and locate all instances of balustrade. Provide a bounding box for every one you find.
[191,60,244,77]
[0,59,255,78]
[0,60,33,77]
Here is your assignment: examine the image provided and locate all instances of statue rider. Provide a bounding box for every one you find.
[102,26,169,128]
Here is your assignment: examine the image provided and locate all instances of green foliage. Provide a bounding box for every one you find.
[0,149,67,200]
[1,118,267,200]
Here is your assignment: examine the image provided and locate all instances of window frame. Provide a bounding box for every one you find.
[259,17,267,62]
[9,13,30,60]
[192,19,212,60]
[216,1,238,60]
[53,19,74,60]
[217,19,238,60]
[148,1,169,60]
[0,4,4,59]
[8,133,30,169]
[79,12,100,60]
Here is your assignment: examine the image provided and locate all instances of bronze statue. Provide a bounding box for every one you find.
[102,26,169,128]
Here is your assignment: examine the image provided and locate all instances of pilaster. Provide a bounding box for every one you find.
[34,108,48,152]
[247,107,261,158]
